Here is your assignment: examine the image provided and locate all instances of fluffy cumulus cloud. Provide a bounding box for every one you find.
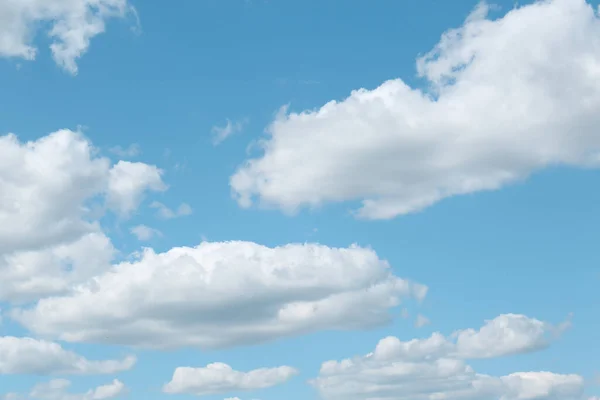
[107,161,166,217]
[0,0,134,74]
[231,0,600,219]
[163,362,298,395]
[0,336,135,375]
[11,241,426,349]
[0,129,166,303]
[311,314,583,400]
[3,378,126,400]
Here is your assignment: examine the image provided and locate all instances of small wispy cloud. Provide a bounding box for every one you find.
[211,118,248,145]
[150,201,193,219]
[109,143,141,158]
[415,314,431,328]
[299,79,320,85]
[130,225,162,241]
[275,78,320,86]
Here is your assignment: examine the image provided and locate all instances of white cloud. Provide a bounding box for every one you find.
[0,0,133,74]
[452,313,556,359]
[0,129,166,302]
[311,314,583,400]
[231,0,600,219]
[24,378,125,400]
[130,225,161,241]
[86,380,126,400]
[0,232,114,303]
[373,314,562,362]
[163,363,298,395]
[149,201,192,219]
[0,336,135,375]
[212,119,248,145]
[12,241,426,349]
[107,161,167,217]
[0,130,107,255]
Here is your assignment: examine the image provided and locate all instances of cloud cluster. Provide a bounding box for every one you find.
[311,314,583,400]
[0,2,596,400]
[12,241,425,348]
[0,130,166,303]
[231,0,600,219]
[0,0,134,74]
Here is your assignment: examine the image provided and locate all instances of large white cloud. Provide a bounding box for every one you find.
[0,336,135,375]
[311,314,583,400]
[4,378,126,400]
[12,241,426,349]
[163,363,298,396]
[0,129,166,302]
[231,0,600,219]
[0,0,133,74]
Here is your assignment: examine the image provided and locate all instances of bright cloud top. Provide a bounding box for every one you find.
[163,362,298,395]
[0,0,133,74]
[12,241,426,349]
[231,0,600,219]
[0,336,135,375]
[311,314,583,400]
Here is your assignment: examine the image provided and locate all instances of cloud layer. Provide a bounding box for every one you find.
[231,0,600,219]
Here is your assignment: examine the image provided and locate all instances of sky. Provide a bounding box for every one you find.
[0,0,599,399]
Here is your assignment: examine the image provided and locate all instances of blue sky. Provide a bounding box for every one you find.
[0,0,599,399]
